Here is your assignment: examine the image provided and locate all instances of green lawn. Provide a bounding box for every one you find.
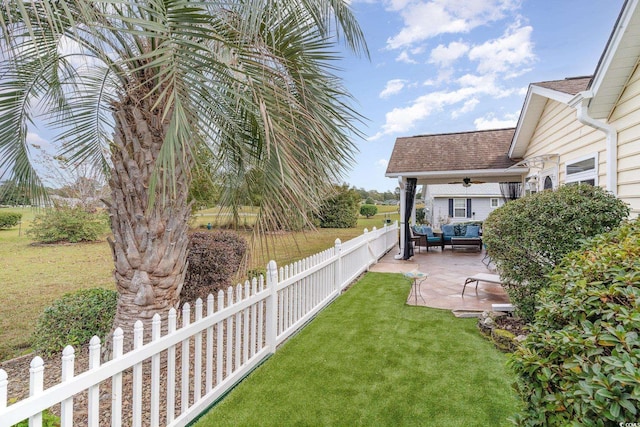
[195,273,520,427]
[0,206,399,361]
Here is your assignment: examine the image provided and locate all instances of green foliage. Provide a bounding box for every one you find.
[182,231,247,304]
[13,407,60,427]
[32,288,117,357]
[509,219,640,426]
[359,204,378,218]
[27,206,108,243]
[316,185,360,228]
[0,180,30,206]
[483,184,628,322]
[0,211,22,229]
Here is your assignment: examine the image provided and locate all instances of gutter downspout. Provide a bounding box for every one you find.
[569,92,618,196]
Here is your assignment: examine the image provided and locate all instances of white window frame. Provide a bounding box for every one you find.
[453,198,466,218]
[490,198,499,208]
[565,153,598,186]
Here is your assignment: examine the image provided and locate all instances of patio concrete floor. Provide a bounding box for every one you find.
[369,245,510,316]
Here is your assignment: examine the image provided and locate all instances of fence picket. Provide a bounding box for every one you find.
[112,328,124,427]
[151,314,161,426]
[132,321,144,427]
[181,304,191,413]
[194,299,203,403]
[216,290,224,385]
[60,346,74,427]
[29,357,44,427]
[88,337,101,426]
[166,309,177,424]
[206,294,214,393]
[0,369,6,411]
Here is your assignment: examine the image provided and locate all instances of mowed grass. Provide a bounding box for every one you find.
[0,208,114,360]
[195,273,520,427]
[0,206,399,361]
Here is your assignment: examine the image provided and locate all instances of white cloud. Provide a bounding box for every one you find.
[386,0,520,49]
[428,41,469,67]
[27,132,50,149]
[473,111,520,130]
[380,79,409,98]
[377,159,389,168]
[468,21,535,76]
[369,74,522,140]
[395,50,418,64]
[451,98,479,118]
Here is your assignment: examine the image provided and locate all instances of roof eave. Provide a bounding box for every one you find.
[508,86,575,159]
[588,0,640,120]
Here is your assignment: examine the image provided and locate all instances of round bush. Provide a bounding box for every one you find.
[509,218,640,426]
[33,288,117,356]
[359,204,378,218]
[0,211,21,229]
[483,184,629,322]
[182,231,247,304]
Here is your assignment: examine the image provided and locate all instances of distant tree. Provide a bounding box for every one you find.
[316,184,360,228]
[0,180,30,205]
[365,197,375,205]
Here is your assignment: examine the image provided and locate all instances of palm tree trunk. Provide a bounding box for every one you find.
[106,94,191,354]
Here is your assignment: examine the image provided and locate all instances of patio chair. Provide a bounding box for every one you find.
[411,225,444,251]
[462,273,503,296]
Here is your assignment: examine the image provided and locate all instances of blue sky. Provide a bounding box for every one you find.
[339,0,624,191]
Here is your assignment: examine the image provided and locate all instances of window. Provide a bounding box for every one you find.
[453,198,466,218]
[543,176,553,190]
[490,198,499,208]
[565,154,598,185]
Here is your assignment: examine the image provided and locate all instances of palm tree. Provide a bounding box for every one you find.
[0,0,367,349]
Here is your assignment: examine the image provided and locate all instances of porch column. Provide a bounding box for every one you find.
[395,176,406,260]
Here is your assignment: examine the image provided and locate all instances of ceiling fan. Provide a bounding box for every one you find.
[448,177,485,187]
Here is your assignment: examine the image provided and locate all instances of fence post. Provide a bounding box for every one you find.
[266,260,278,354]
[334,239,342,291]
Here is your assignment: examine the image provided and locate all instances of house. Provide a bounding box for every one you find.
[510,0,640,216]
[425,183,505,227]
[385,0,640,258]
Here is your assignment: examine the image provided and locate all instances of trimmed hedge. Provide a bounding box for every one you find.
[0,211,21,229]
[483,184,629,322]
[509,219,640,426]
[33,288,117,356]
[182,231,247,305]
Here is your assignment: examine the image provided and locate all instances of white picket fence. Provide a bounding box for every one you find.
[0,223,398,427]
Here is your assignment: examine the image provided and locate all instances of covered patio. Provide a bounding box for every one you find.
[385,128,529,260]
[370,242,510,316]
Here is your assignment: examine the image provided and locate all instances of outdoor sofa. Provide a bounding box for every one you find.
[441,223,482,251]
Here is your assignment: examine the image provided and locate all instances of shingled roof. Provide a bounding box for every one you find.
[532,76,592,95]
[385,128,518,176]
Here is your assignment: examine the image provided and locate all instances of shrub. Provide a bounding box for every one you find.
[27,206,107,243]
[483,184,628,322]
[0,211,21,229]
[359,204,378,218]
[316,184,359,228]
[182,231,247,304]
[509,219,640,426]
[33,288,117,356]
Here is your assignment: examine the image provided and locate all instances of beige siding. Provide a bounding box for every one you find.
[610,62,640,217]
[524,99,606,186]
